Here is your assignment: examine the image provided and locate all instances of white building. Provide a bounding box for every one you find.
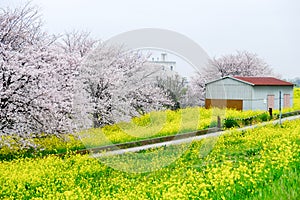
[148,53,178,78]
[205,76,294,111]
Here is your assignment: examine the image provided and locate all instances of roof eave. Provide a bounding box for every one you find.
[205,76,255,86]
[230,76,255,86]
[253,84,294,86]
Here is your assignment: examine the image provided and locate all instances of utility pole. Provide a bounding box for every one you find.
[279,91,282,125]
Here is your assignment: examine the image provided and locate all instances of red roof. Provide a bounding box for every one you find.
[233,76,294,86]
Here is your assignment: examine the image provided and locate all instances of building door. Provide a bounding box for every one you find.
[205,99,243,110]
[283,94,290,108]
[267,95,275,110]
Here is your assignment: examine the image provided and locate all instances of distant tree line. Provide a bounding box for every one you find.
[288,78,300,87]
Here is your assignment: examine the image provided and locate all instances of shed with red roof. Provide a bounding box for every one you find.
[205,76,294,111]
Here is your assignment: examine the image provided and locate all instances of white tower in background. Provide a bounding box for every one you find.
[149,52,177,76]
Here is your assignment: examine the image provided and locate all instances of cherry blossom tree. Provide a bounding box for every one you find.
[80,44,172,127]
[204,51,273,78]
[59,30,99,58]
[156,74,188,109]
[58,31,173,127]
[0,4,81,147]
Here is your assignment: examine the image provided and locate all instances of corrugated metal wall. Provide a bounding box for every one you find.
[205,77,294,111]
[253,86,294,110]
[205,78,253,110]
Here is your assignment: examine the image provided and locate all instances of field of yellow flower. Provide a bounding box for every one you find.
[294,87,300,110]
[0,107,268,159]
[78,107,266,148]
[1,118,300,199]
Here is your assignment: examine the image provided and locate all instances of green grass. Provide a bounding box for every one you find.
[247,164,300,200]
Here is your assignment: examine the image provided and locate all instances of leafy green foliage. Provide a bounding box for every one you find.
[258,113,270,122]
[223,117,240,128]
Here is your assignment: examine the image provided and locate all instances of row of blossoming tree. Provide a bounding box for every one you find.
[0,4,173,147]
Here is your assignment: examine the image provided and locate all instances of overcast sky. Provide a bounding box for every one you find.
[1,0,300,79]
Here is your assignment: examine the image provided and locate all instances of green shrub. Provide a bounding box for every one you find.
[203,120,218,129]
[223,118,240,128]
[258,113,270,122]
[242,118,253,126]
[209,120,218,128]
